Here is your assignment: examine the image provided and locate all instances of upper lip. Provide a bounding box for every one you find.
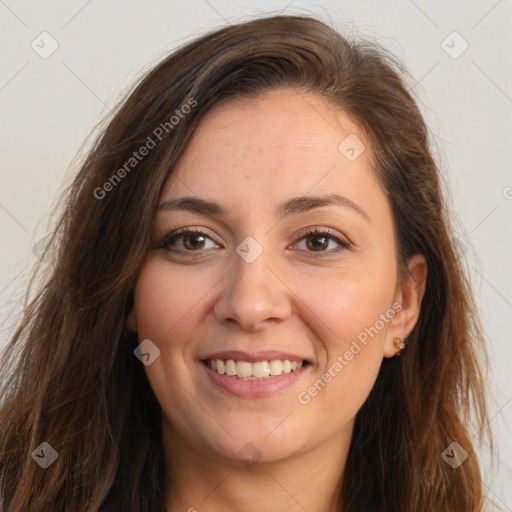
[200,350,310,363]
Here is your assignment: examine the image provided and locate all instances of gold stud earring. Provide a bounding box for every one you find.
[393,336,406,355]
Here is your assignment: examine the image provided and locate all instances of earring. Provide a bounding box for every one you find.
[393,336,406,356]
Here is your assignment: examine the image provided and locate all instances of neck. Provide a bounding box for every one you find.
[163,419,353,512]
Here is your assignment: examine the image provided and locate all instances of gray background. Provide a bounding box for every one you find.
[1,1,511,509]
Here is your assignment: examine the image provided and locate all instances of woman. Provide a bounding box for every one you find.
[0,14,492,512]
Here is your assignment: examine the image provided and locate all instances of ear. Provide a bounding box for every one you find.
[383,254,427,358]
[126,306,138,333]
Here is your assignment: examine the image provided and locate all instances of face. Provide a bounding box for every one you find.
[127,89,421,466]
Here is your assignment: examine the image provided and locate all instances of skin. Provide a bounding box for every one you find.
[127,89,427,512]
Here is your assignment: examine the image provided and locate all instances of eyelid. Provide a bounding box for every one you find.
[154,226,221,250]
[294,226,350,245]
[290,227,351,256]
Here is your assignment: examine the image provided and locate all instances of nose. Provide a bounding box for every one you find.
[213,246,291,332]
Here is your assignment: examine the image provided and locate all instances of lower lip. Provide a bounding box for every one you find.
[200,361,310,398]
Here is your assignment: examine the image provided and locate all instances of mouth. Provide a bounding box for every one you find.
[201,358,310,379]
[199,357,312,398]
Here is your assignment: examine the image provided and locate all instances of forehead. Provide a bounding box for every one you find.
[161,89,382,214]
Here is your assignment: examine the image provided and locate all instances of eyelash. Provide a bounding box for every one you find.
[156,226,350,258]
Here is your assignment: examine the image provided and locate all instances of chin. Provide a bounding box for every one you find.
[203,426,307,466]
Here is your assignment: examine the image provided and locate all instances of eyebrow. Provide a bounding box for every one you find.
[158,193,370,222]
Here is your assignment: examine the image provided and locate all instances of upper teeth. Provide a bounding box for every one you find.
[207,359,304,378]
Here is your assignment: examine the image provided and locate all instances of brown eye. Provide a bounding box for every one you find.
[305,234,330,251]
[182,233,206,250]
[294,228,350,255]
[158,228,218,254]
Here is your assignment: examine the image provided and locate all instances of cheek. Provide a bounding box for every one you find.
[132,257,208,343]
[131,259,215,420]
[298,264,396,353]
[292,263,396,416]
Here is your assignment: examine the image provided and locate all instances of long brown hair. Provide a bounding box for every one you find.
[0,14,491,511]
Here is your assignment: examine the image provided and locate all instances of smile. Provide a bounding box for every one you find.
[203,358,307,378]
[200,358,311,398]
